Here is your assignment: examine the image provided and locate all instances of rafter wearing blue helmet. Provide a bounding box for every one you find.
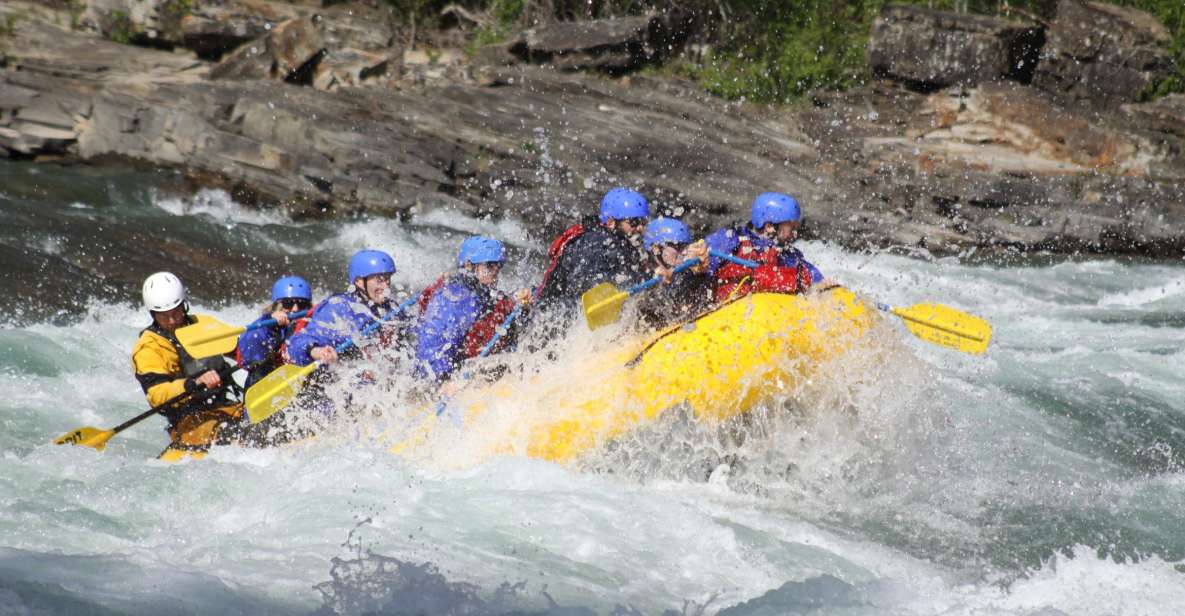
[286,249,407,368]
[236,275,315,388]
[413,236,526,383]
[533,187,654,326]
[643,217,710,276]
[704,192,824,302]
[636,218,715,330]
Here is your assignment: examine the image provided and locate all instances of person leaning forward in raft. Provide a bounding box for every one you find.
[133,272,246,456]
[531,187,653,331]
[283,250,408,415]
[635,217,713,329]
[287,250,405,367]
[413,236,531,387]
[705,192,828,302]
[236,275,315,388]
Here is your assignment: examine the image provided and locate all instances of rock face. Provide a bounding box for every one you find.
[0,14,207,158]
[805,80,1185,254]
[2,1,1184,258]
[1033,0,1175,108]
[868,5,1044,87]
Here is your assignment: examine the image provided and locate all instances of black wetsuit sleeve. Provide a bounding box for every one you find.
[136,371,192,394]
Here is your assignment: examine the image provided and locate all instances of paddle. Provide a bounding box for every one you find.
[582,258,703,330]
[176,310,311,359]
[478,304,523,358]
[243,296,417,424]
[53,365,235,451]
[709,250,993,355]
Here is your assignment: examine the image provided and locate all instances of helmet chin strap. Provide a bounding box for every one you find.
[351,284,372,305]
[351,283,389,312]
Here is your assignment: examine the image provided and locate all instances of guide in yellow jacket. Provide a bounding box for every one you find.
[133,272,244,456]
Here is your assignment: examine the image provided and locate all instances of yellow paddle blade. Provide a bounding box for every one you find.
[157,447,207,463]
[52,426,113,450]
[891,303,992,355]
[582,282,629,330]
[244,363,318,424]
[175,315,246,359]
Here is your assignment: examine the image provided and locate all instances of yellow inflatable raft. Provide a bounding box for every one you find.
[391,287,875,464]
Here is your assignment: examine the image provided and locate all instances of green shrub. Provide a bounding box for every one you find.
[107,9,135,44]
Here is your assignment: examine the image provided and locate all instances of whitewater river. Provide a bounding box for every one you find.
[1,160,1183,615]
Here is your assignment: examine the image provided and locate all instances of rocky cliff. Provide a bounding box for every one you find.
[1,0,1182,258]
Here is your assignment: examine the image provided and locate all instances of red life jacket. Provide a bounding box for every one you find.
[714,237,812,302]
[535,223,586,300]
[461,295,517,358]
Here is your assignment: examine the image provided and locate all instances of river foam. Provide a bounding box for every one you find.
[2,163,1183,614]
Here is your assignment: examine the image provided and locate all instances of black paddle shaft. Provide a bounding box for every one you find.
[113,364,239,434]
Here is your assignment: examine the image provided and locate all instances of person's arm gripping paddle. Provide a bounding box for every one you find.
[54,364,238,450]
[581,258,703,330]
[175,310,310,359]
[244,296,417,424]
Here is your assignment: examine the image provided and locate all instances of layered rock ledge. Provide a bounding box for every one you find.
[1,0,1183,258]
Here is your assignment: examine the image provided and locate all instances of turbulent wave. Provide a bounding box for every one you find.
[2,160,1184,615]
[153,188,297,228]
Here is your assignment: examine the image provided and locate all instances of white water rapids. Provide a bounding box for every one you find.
[1,164,1183,615]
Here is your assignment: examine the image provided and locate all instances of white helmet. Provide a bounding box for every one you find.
[142,272,187,312]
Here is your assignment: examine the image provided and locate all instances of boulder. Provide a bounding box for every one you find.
[515,12,691,73]
[1124,93,1185,139]
[207,38,273,80]
[868,5,1044,88]
[1033,0,1175,108]
[1122,94,1185,179]
[317,3,395,53]
[179,0,301,59]
[312,48,390,91]
[209,17,326,84]
[178,0,391,59]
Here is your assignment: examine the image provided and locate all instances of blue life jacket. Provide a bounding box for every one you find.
[705,224,824,283]
[414,272,508,382]
[236,312,298,388]
[286,289,402,367]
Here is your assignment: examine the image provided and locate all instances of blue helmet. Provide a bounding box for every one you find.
[599,188,650,224]
[271,275,312,302]
[643,217,692,249]
[348,249,396,283]
[751,192,801,228]
[457,236,506,267]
